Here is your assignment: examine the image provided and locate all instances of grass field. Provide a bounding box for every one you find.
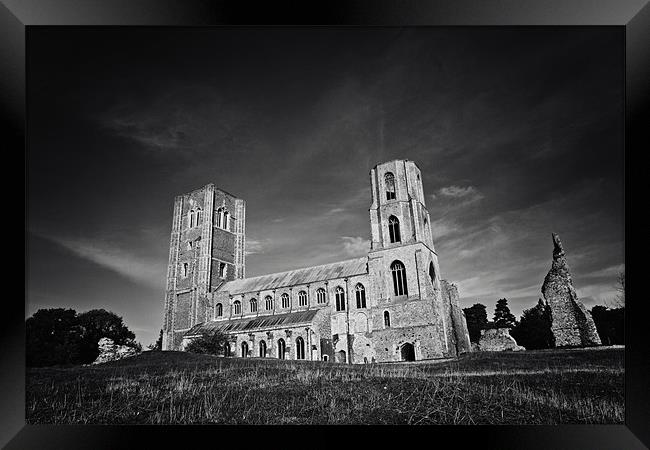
[26,347,624,425]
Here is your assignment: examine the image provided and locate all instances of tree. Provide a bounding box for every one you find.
[76,309,137,364]
[185,330,232,356]
[463,303,488,343]
[591,305,624,345]
[26,308,139,366]
[510,299,554,350]
[493,298,517,329]
[148,329,164,351]
[26,308,83,367]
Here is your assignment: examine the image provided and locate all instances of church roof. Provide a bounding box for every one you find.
[184,309,320,336]
[216,257,368,295]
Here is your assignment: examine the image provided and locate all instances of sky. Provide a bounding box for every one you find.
[27,28,624,347]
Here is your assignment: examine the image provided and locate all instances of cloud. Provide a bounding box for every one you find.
[340,236,370,257]
[438,185,480,198]
[98,85,258,157]
[40,233,166,290]
[244,238,266,256]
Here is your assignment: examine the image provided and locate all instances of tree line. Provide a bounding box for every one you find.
[463,298,624,350]
[26,308,142,367]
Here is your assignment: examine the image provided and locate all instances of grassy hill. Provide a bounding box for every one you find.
[26,347,624,424]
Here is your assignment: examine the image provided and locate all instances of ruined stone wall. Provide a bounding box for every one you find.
[441,280,472,355]
[542,234,601,347]
[477,328,525,352]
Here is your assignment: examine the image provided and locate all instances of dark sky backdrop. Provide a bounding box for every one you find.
[27,28,624,347]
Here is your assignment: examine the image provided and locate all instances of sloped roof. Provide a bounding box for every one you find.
[184,309,320,336]
[216,257,368,295]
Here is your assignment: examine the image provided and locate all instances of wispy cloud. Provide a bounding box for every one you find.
[438,185,480,198]
[99,85,258,157]
[38,233,166,290]
[245,238,266,256]
[340,236,370,257]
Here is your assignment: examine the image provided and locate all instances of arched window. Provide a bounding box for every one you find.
[250,298,257,313]
[277,339,286,360]
[384,311,391,328]
[196,208,202,226]
[187,241,193,250]
[233,300,241,315]
[316,288,326,304]
[182,262,188,277]
[385,172,396,200]
[388,215,401,243]
[424,216,430,242]
[224,342,231,357]
[335,287,345,311]
[223,211,230,231]
[215,303,223,317]
[390,260,408,296]
[298,291,307,307]
[281,293,290,308]
[188,209,195,228]
[429,262,436,285]
[219,263,227,278]
[216,208,223,228]
[259,340,267,357]
[265,295,274,310]
[241,341,248,358]
[355,283,366,308]
[296,337,305,360]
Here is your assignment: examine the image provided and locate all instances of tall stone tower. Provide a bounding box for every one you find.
[365,160,470,359]
[162,184,246,350]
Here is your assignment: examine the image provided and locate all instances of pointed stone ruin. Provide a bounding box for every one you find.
[541,233,601,347]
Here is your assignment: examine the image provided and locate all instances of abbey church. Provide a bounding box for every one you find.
[162,159,472,363]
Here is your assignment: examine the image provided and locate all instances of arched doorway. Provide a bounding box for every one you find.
[336,350,347,363]
[241,341,249,358]
[259,340,267,358]
[401,343,415,362]
[277,339,286,360]
[296,337,305,360]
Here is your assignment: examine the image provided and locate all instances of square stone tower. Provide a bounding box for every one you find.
[162,184,245,350]
[365,160,470,359]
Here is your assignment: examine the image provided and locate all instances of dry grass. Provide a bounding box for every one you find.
[26,347,624,424]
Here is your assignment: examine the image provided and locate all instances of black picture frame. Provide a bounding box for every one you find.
[6,0,649,448]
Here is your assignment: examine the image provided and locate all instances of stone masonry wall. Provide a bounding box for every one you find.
[542,233,601,347]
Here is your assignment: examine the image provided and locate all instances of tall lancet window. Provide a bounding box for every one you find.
[385,172,396,200]
[388,215,401,243]
[196,208,202,226]
[335,287,345,311]
[216,208,223,228]
[390,260,408,296]
[188,209,195,228]
[429,262,436,286]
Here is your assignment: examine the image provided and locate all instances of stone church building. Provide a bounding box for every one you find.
[162,159,471,363]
